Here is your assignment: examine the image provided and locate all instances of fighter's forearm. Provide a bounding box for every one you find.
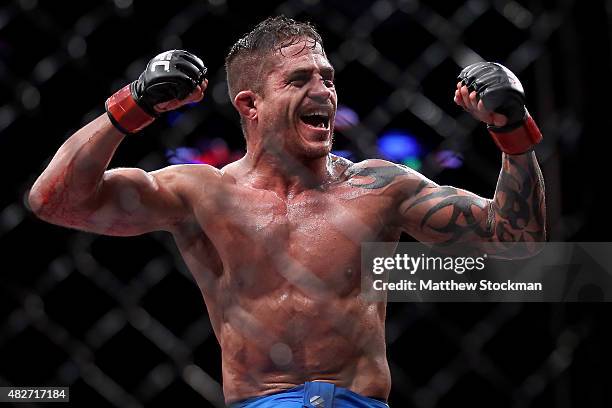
[29,114,125,218]
[489,151,546,242]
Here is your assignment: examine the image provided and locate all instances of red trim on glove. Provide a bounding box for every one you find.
[488,114,543,155]
[105,84,155,134]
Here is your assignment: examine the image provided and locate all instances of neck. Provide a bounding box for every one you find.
[240,144,332,198]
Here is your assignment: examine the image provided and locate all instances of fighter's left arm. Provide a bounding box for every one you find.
[397,62,546,250]
[397,151,545,245]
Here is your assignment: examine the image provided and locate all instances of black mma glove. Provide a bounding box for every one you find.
[106,50,207,134]
[458,62,542,155]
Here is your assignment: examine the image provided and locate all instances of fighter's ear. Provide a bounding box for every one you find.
[234,90,258,122]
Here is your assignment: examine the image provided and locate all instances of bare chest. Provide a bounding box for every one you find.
[184,185,398,296]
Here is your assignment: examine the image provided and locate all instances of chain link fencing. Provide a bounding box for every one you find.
[1,0,611,406]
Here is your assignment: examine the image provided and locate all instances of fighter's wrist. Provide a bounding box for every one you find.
[105,83,156,135]
[487,112,542,155]
[486,106,528,132]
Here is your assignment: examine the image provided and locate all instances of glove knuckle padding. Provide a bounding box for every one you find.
[105,49,207,134]
[175,50,207,82]
[458,61,526,125]
[176,61,202,82]
[458,61,489,87]
[181,52,206,71]
[456,61,543,154]
[133,49,207,113]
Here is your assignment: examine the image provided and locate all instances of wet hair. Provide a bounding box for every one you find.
[225,15,324,104]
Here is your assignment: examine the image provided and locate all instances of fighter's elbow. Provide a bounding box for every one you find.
[527,238,546,256]
[508,229,547,259]
[28,190,64,226]
[28,185,85,227]
[527,228,547,255]
[488,223,546,259]
[27,187,49,219]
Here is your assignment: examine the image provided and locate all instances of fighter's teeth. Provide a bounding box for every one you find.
[301,112,329,129]
[303,111,329,118]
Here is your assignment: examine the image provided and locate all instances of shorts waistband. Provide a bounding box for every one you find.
[229,381,389,407]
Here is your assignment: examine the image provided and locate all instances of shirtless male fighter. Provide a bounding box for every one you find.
[29,16,546,408]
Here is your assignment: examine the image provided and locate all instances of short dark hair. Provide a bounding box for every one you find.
[225,15,324,104]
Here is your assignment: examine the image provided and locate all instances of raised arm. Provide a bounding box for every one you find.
[29,50,209,236]
[398,151,545,244]
[399,62,546,248]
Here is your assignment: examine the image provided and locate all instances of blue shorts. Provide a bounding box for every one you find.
[229,381,389,408]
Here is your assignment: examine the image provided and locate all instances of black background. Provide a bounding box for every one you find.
[1,0,611,406]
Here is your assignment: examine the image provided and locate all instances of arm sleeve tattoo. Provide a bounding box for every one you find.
[350,154,546,245]
[403,153,546,244]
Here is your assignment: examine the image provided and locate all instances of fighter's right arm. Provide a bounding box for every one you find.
[28,114,202,236]
[29,50,209,236]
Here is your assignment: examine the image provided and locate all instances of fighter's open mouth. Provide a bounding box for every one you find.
[300,113,330,129]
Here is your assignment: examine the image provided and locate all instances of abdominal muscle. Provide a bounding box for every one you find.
[213,287,391,404]
[172,228,393,403]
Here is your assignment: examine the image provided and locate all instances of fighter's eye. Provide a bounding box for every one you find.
[290,79,307,87]
[323,79,335,88]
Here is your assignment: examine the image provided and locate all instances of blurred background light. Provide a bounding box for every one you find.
[333,105,359,131]
[167,138,242,168]
[377,130,421,161]
[401,156,422,170]
[434,149,464,169]
[331,149,356,161]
